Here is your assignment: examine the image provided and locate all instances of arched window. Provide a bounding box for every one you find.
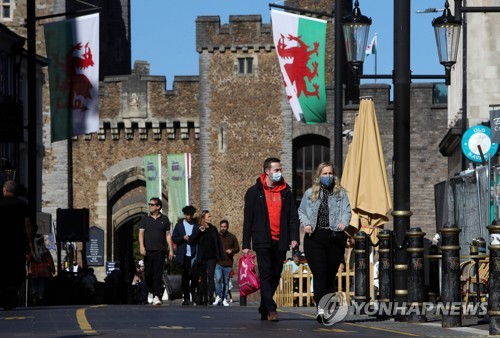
[293,135,330,203]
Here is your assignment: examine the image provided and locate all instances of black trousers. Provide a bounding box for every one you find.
[198,258,217,304]
[255,241,287,313]
[181,255,198,301]
[304,228,346,306]
[144,250,165,299]
[0,248,25,309]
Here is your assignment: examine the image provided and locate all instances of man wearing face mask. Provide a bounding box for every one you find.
[298,162,353,323]
[242,157,300,322]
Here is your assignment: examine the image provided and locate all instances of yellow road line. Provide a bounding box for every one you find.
[76,307,99,335]
[344,322,421,336]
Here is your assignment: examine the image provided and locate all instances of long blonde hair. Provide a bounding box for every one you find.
[310,162,343,202]
[198,210,210,227]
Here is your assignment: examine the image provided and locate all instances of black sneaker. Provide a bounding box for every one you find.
[182,299,190,306]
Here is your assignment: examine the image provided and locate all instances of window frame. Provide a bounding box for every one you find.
[0,0,13,21]
[237,57,254,75]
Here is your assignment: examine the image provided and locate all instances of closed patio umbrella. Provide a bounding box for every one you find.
[341,97,392,245]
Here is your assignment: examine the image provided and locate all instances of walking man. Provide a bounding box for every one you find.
[213,219,240,306]
[0,180,34,310]
[242,157,299,321]
[139,197,173,306]
[172,205,199,305]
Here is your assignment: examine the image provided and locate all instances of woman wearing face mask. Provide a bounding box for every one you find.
[298,162,353,323]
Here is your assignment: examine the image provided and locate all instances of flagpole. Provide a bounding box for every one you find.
[374,33,378,83]
[27,0,37,227]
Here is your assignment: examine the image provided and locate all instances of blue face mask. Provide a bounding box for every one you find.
[319,175,334,187]
[270,172,282,183]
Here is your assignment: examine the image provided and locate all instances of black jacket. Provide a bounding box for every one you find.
[242,178,300,251]
[172,219,199,267]
[189,224,224,263]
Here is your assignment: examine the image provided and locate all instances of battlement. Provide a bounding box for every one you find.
[91,60,199,140]
[196,15,273,53]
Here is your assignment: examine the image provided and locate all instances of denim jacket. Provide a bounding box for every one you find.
[298,187,351,232]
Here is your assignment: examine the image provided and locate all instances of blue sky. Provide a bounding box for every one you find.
[131,0,445,90]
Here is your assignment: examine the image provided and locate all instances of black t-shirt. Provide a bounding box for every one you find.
[139,213,171,251]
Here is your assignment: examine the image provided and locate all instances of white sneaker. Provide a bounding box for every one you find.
[152,296,162,306]
[212,295,221,306]
[147,293,154,304]
[222,298,230,306]
[316,308,325,323]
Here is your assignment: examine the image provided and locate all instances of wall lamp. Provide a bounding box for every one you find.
[432,0,461,86]
[342,0,371,96]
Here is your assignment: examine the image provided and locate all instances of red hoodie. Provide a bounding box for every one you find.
[260,173,286,241]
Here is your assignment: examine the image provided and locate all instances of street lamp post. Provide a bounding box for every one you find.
[432,1,500,333]
[341,0,413,311]
[27,0,37,225]
[392,0,412,310]
[336,0,371,178]
[432,0,500,170]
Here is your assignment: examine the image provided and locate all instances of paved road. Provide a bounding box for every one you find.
[0,301,490,337]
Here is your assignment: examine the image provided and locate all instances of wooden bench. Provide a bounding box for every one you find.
[274,247,355,307]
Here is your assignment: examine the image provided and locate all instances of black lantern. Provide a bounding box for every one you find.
[432,0,461,85]
[342,0,372,69]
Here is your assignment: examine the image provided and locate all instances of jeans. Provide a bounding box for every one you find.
[214,264,232,299]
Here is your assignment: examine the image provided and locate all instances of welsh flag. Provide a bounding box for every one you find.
[271,10,327,124]
[365,35,377,57]
[44,14,100,142]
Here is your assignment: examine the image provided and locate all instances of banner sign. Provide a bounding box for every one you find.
[143,154,162,205]
[167,153,191,223]
[461,125,499,162]
[490,106,500,144]
[86,226,104,266]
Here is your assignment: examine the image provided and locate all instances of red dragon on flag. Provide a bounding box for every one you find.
[57,42,95,113]
[277,34,320,100]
